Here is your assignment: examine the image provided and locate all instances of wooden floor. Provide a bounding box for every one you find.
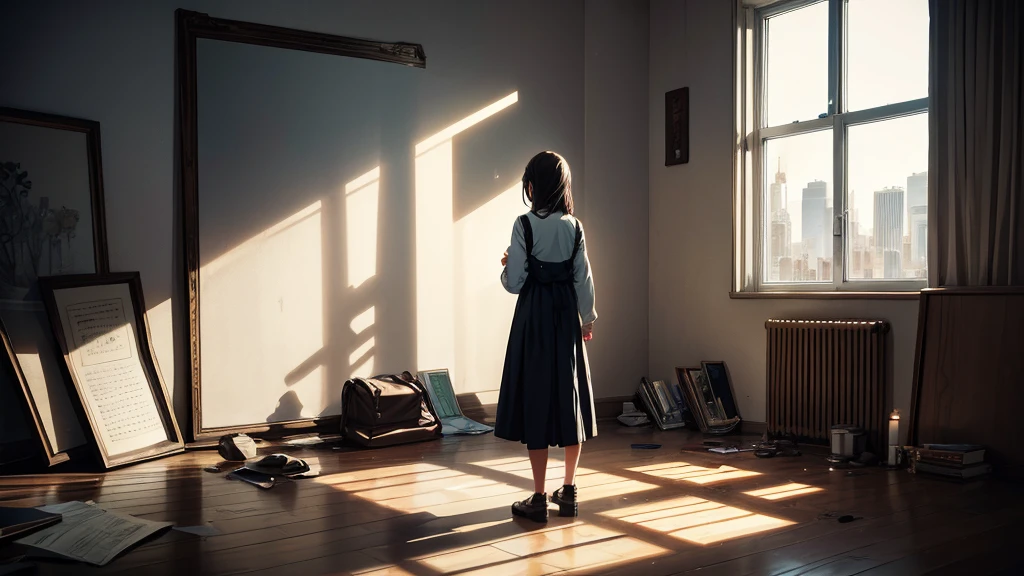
[1,423,1022,575]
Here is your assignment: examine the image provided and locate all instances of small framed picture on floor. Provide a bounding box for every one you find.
[38,272,184,469]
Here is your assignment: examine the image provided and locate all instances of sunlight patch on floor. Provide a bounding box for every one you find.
[415,522,667,575]
[744,483,823,500]
[600,494,794,545]
[470,457,659,501]
[354,567,414,576]
[407,519,513,543]
[316,463,524,515]
[628,461,761,484]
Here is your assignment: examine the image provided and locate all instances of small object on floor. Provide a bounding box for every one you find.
[226,468,276,489]
[203,466,221,473]
[617,401,650,427]
[551,485,578,517]
[173,524,221,537]
[247,453,310,476]
[754,439,801,458]
[837,515,859,523]
[631,443,661,449]
[830,425,866,461]
[511,493,549,523]
[217,433,257,461]
[708,446,739,454]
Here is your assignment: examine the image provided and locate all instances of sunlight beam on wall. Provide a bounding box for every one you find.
[345,167,380,289]
[200,201,324,426]
[350,306,375,335]
[414,91,519,378]
[415,140,456,372]
[415,92,519,155]
[454,184,523,393]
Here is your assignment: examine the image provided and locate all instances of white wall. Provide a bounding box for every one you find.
[648,0,919,434]
[585,0,651,398]
[1,0,651,432]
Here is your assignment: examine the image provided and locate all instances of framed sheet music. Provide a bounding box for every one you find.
[38,273,183,469]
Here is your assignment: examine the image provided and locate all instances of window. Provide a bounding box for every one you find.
[735,0,929,293]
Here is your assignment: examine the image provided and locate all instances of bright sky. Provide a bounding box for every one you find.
[764,0,929,240]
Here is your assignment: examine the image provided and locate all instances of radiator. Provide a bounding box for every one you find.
[765,319,890,453]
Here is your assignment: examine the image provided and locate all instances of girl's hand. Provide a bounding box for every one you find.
[501,251,508,266]
[582,322,594,341]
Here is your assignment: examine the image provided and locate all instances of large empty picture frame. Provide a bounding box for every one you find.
[908,287,1024,479]
[177,10,426,441]
[39,273,183,469]
[0,107,109,467]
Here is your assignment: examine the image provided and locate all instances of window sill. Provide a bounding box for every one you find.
[730,291,920,300]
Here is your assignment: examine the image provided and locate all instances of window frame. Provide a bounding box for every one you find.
[734,0,928,295]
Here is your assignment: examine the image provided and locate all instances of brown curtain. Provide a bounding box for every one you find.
[928,0,1024,286]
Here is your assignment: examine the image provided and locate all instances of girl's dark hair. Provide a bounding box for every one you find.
[522,151,574,215]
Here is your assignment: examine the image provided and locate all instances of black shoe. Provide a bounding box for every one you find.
[512,493,549,523]
[551,484,578,517]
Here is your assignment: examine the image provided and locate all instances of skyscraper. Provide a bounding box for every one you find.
[770,158,787,215]
[801,180,829,276]
[907,172,927,212]
[907,172,928,265]
[873,187,905,278]
[768,159,792,281]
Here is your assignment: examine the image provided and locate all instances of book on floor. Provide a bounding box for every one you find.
[914,461,992,479]
[916,445,986,467]
[0,507,62,544]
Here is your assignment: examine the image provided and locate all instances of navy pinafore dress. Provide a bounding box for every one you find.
[494,214,598,450]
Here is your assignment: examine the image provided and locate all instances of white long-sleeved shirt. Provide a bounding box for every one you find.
[500,211,597,325]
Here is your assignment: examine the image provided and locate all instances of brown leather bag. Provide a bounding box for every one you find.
[340,371,442,448]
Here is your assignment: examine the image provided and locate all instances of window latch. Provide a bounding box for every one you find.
[833,210,848,237]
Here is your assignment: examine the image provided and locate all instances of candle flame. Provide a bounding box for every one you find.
[889,409,901,420]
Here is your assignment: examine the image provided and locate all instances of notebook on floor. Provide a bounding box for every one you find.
[0,507,62,544]
[417,369,494,436]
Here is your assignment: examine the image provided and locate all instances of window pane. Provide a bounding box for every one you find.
[846,0,929,111]
[763,130,834,283]
[846,113,928,280]
[764,1,830,127]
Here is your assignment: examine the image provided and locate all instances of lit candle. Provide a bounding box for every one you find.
[888,409,900,464]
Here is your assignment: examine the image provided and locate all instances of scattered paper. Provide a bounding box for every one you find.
[173,524,221,537]
[16,501,170,566]
[283,434,324,447]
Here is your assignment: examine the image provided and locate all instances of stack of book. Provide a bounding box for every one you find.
[912,444,991,479]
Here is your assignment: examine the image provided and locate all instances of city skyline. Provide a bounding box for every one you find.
[767,162,928,282]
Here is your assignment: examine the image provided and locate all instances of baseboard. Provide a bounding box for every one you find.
[595,396,635,421]
[457,393,497,424]
[456,394,636,425]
